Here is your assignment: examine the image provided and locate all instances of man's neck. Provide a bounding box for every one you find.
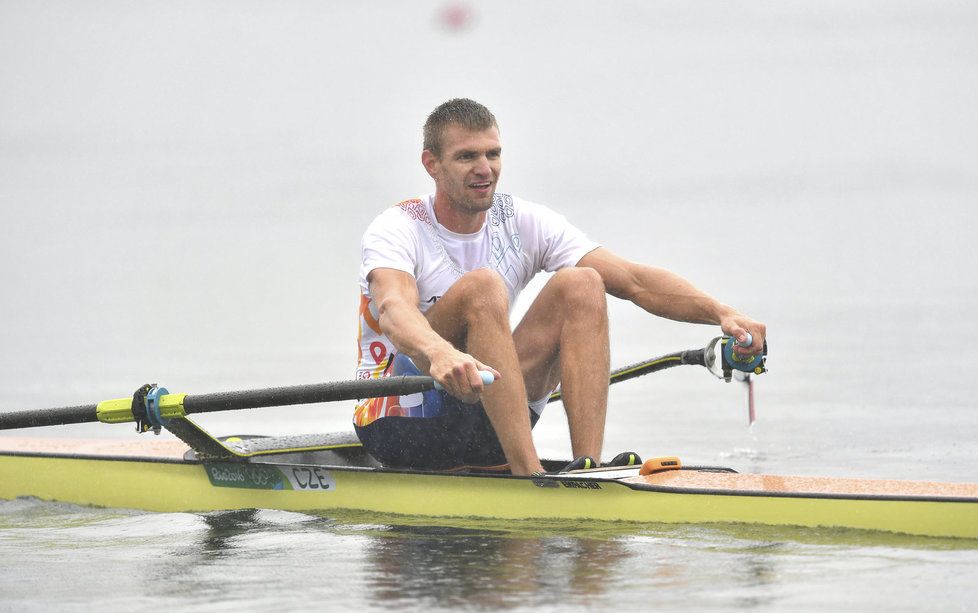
[432,193,487,234]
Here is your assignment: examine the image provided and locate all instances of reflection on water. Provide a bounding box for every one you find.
[361,525,631,609]
[1,500,976,611]
[197,508,265,553]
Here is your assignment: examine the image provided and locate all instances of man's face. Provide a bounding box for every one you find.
[425,124,502,214]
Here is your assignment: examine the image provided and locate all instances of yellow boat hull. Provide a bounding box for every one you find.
[0,437,976,539]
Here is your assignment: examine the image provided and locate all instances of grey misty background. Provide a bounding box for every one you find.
[1,1,976,477]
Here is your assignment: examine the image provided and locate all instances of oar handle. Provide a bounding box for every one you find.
[432,371,495,391]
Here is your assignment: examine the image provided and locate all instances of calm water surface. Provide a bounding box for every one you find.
[2,1,977,610]
[2,501,976,612]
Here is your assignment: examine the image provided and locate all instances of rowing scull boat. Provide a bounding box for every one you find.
[0,428,975,539]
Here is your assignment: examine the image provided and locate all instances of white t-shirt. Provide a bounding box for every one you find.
[353,192,598,426]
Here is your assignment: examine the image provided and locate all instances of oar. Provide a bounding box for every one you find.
[0,337,764,431]
[0,372,495,431]
[547,335,767,414]
[731,371,756,425]
[547,346,708,404]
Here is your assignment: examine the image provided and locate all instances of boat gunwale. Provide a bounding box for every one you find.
[0,448,197,466]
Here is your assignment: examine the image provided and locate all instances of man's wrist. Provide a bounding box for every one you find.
[421,339,454,365]
[714,303,740,325]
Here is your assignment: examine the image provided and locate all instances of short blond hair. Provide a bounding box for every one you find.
[423,98,498,157]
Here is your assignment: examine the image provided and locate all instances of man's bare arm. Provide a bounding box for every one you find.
[367,267,499,401]
[577,247,766,351]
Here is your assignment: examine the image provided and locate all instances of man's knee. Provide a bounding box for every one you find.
[436,268,510,325]
[456,269,509,308]
[553,267,607,312]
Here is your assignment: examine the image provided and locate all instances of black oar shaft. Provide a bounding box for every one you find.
[182,376,436,414]
[548,348,705,403]
[0,404,99,430]
[608,348,706,385]
[0,376,438,431]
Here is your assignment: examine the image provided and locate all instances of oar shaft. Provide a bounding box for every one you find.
[0,404,99,430]
[607,348,706,385]
[182,376,436,414]
[548,348,706,403]
[0,376,439,430]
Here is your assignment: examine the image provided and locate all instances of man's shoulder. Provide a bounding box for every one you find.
[390,197,434,225]
[365,196,434,232]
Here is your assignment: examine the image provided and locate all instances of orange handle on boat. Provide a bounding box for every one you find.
[639,456,682,475]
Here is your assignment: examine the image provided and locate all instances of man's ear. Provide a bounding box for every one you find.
[421,149,439,179]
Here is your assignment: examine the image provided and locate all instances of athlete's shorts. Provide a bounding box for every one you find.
[354,353,542,471]
[354,394,540,471]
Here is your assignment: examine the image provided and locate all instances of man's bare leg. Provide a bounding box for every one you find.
[416,268,544,475]
[514,267,610,461]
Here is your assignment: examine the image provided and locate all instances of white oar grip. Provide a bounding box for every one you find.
[433,371,495,391]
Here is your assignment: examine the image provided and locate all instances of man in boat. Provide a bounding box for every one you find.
[354,98,766,476]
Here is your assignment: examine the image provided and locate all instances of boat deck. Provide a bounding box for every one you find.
[626,470,978,499]
[0,436,190,459]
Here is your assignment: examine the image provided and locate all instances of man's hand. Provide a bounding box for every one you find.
[426,345,501,404]
[368,268,502,404]
[719,314,767,357]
